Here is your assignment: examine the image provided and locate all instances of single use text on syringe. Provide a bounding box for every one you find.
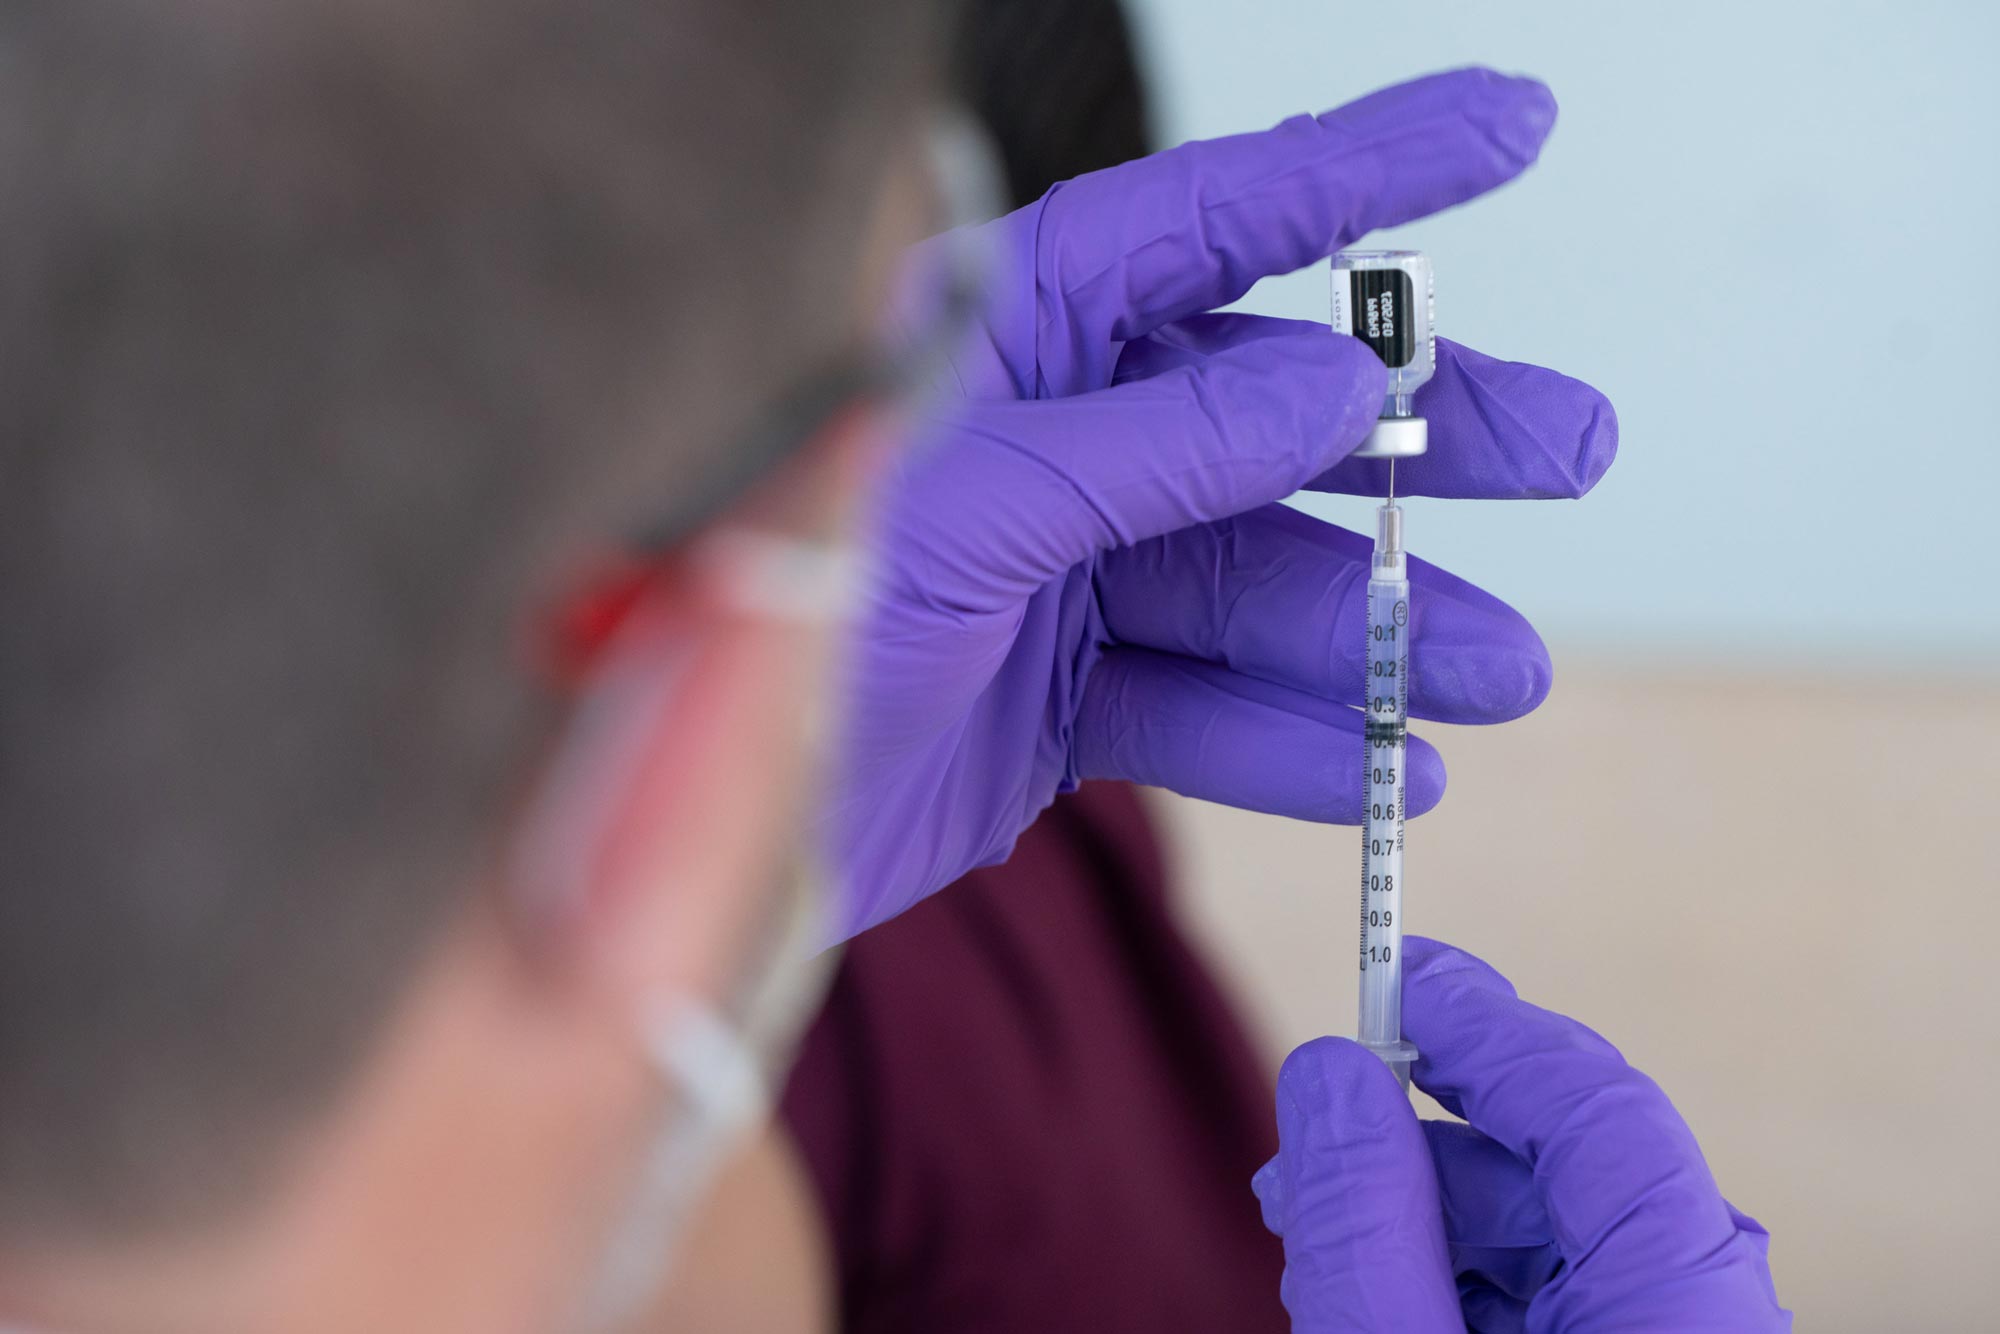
[1330,249,1434,1091]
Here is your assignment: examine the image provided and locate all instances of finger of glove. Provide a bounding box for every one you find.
[1073,648,1445,822]
[905,332,1383,609]
[1398,938,1785,1326]
[1316,338,1617,499]
[1425,1121,1553,1252]
[1460,1283,1530,1334]
[1111,311,1310,383]
[1728,1201,1774,1256]
[1715,1201,1788,1318]
[1095,503,1551,725]
[1425,1122,1562,1302]
[1255,1037,1463,1333]
[1117,318,1617,501]
[1034,68,1557,356]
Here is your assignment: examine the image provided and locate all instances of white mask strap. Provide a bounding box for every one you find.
[571,998,771,1331]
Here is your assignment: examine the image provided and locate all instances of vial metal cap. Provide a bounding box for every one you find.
[1351,414,1428,460]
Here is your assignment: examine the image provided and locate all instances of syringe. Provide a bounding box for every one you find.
[1358,482,1418,1087]
[1331,249,1434,1091]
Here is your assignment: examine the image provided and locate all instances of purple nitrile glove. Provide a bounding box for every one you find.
[828,69,1618,939]
[1252,937,1791,1332]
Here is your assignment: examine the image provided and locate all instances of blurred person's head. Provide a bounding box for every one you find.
[0,0,946,1329]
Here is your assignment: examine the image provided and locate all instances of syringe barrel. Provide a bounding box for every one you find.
[1358,515,1417,1089]
[1357,918,1403,1046]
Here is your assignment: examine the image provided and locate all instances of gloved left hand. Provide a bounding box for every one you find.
[1252,937,1790,1332]
[828,69,1618,938]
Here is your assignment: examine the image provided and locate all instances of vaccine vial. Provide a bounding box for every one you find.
[1330,250,1434,459]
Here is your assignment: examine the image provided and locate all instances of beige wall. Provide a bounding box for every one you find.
[1158,662,2000,1334]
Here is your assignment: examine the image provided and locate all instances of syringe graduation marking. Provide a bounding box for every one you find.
[1358,543,1407,982]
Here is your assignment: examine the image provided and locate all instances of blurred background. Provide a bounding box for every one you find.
[1118,2,1999,1329]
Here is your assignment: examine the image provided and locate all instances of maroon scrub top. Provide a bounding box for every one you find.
[780,783,1288,1333]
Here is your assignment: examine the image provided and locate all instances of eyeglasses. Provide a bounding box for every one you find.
[511,103,1006,917]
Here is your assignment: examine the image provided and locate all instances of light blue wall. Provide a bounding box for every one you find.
[1125,0,1999,667]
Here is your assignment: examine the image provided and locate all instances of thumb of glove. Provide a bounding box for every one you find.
[1253,1037,1462,1333]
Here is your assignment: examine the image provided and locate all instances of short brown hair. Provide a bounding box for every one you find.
[0,0,938,1239]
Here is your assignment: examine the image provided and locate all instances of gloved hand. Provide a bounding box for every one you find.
[1252,937,1790,1332]
[829,69,1618,938]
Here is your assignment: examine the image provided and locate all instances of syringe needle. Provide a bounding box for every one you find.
[1387,457,1396,507]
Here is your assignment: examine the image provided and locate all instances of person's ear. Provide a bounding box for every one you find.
[501,374,888,1013]
[505,574,831,1016]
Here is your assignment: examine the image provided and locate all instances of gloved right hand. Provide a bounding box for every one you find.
[1253,937,1789,1332]
[828,70,1617,940]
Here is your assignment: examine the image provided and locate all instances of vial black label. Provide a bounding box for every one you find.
[1335,270,1416,368]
